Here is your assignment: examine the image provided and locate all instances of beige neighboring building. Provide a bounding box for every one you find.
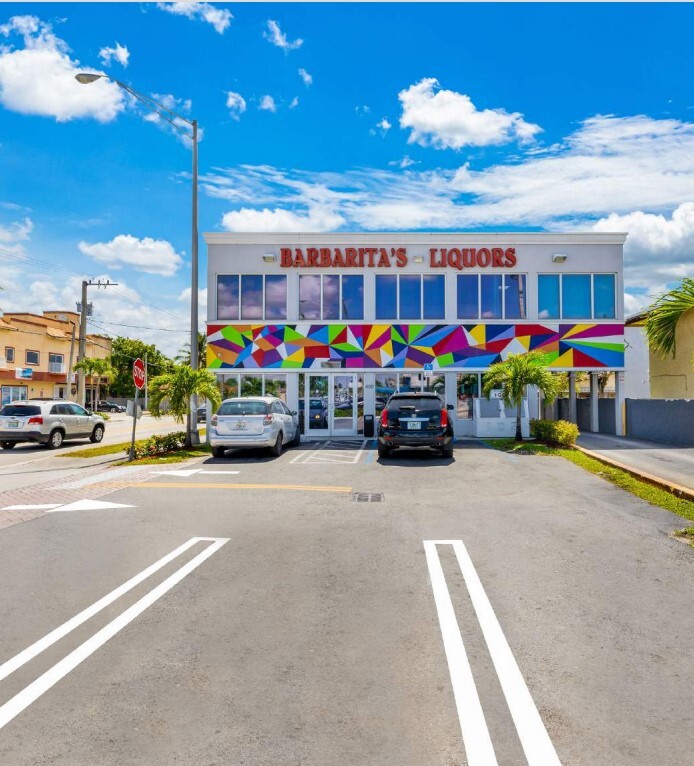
[626,309,694,398]
[0,311,111,405]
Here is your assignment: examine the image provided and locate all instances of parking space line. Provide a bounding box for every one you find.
[126,482,353,493]
[425,540,562,766]
[0,537,228,730]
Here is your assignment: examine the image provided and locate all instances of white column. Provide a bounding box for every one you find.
[568,372,577,424]
[615,371,625,436]
[589,372,600,433]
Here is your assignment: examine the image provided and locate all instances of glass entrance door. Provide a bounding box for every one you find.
[304,374,359,436]
[331,374,357,435]
[305,374,330,435]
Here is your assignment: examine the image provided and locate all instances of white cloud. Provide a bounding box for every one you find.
[0,15,124,122]
[221,205,345,233]
[98,42,129,68]
[389,156,418,169]
[376,117,391,132]
[298,68,312,86]
[0,216,33,244]
[259,95,277,113]
[289,96,299,110]
[398,77,542,150]
[263,20,302,52]
[78,234,183,276]
[225,91,246,120]
[156,2,232,34]
[355,105,370,116]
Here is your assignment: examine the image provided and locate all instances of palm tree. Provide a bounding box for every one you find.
[176,332,207,366]
[644,277,694,360]
[482,351,560,441]
[74,357,114,408]
[148,365,221,447]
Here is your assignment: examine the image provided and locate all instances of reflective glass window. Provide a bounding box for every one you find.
[399,275,421,319]
[342,275,364,320]
[264,374,287,401]
[423,275,445,319]
[457,275,478,319]
[217,275,239,320]
[538,275,559,320]
[299,275,321,319]
[323,275,340,319]
[375,275,397,319]
[562,274,591,319]
[265,275,287,320]
[241,374,262,396]
[593,274,615,319]
[241,275,263,320]
[504,274,527,319]
[480,274,502,318]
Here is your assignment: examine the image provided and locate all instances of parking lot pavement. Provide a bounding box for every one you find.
[0,440,693,765]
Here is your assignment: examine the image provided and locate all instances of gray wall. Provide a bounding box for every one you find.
[546,398,616,435]
[626,399,694,446]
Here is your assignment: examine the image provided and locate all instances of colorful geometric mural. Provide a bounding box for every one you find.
[207,323,624,370]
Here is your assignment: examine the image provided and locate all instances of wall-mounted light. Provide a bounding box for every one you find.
[413,255,425,263]
[262,253,276,263]
[552,253,568,263]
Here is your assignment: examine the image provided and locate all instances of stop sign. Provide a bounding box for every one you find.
[133,358,146,390]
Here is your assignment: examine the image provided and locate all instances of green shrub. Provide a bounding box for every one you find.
[530,418,579,446]
[126,431,187,459]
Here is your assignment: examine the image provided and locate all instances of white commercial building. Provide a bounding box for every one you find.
[205,233,626,438]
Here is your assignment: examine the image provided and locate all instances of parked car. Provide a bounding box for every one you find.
[96,400,126,413]
[196,405,207,423]
[377,392,453,459]
[298,397,328,431]
[0,399,106,449]
[210,396,300,458]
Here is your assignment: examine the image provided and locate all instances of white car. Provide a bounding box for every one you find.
[0,399,106,449]
[210,396,300,458]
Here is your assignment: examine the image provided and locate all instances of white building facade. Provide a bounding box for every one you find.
[205,233,626,438]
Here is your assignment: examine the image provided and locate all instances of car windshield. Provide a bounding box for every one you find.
[1,404,41,416]
[218,401,269,416]
[309,399,323,408]
[388,396,442,415]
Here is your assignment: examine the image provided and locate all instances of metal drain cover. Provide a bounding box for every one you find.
[353,492,384,502]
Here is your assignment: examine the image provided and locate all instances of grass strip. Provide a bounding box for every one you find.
[60,429,207,459]
[113,445,212,465]
[482,438,694,526]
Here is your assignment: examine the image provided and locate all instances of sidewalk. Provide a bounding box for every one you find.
[576,433,694,497]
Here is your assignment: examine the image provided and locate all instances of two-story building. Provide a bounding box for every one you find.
[0,311,111,406]
[205,233,626,438]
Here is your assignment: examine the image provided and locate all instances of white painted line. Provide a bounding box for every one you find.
[423,541,499,766]
[2,504,62,511]
[0,537,228,730]
[45,499,135,513]
[0,537,203,682]
[199,470,241,475]
[351,439,368,464]
[434,540,563,766]
[56,466,148,489]
[289,442,328,464]
[149,468,203,478]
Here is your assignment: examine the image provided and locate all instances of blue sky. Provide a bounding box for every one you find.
[0,2,693,354]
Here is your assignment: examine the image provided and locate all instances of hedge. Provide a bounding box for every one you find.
[530,419,579,446]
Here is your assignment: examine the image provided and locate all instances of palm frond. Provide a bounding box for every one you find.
[644,277,694,358]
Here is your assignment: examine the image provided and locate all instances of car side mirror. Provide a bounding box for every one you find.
[291,410,297,416]
[446,404,454,410]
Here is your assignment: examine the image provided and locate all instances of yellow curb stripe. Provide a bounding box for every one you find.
[97,481,353,493]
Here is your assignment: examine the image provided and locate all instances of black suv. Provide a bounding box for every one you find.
[377,392,454,459]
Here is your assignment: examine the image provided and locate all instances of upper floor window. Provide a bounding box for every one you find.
[4,347,14,363]
[216,274,287,320]
[457,274,527,319]
[49,353,64,364]
[25,349,39,366]
[375,274,445,320]
[299,275,363,320]
[538,274,615,319]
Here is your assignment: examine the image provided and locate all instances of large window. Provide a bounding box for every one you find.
[25,350,39,366]
[538,274,616,319]
[301,275,363,320]
[216,274,287,320]
[376,275,445,320]
[457,274,527,319]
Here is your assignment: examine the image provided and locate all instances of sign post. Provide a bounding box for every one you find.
[129,358,146,462]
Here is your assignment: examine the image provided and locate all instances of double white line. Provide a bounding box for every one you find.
[0,536,228,730]
[424,540,562,766]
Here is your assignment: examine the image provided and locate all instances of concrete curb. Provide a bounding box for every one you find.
[573,444,694,503]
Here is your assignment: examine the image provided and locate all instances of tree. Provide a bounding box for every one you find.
[148,365,221,448]
[74,357,114,407]
[108,337,174,397]
[176,332,207,366]
[482,351,560,441]
[644,277,694,363]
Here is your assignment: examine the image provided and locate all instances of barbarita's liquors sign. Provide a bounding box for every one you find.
[279,246,517,270]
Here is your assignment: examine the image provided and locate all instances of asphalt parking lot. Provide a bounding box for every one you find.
[0,439,693,765]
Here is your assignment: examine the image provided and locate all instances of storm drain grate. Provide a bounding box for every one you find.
[352,492,385,503]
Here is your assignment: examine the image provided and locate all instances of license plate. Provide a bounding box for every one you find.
[234,422,247,430]
[8,420,19,428]
[407,421,421,430]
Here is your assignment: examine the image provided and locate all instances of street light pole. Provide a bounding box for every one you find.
[76,72,200,445]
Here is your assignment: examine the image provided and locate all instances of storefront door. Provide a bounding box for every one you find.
[304,374,359,436]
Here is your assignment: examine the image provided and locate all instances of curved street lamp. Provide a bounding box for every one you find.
[76,72,200,445]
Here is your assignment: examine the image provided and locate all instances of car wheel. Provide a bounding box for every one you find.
[0,441,16,450]
[441,444,454,459]
[90,425,105,443]
[289,426,301,447]
[377,443,390,459]
[110,407,117,413]
[47,429,64,449]
[212,446,226,458]
[271,431,283,457]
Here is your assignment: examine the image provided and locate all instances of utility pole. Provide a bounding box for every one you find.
[76,279,118,407]
[66,321,76,400]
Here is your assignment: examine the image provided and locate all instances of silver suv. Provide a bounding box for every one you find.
[0,399,106,450]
